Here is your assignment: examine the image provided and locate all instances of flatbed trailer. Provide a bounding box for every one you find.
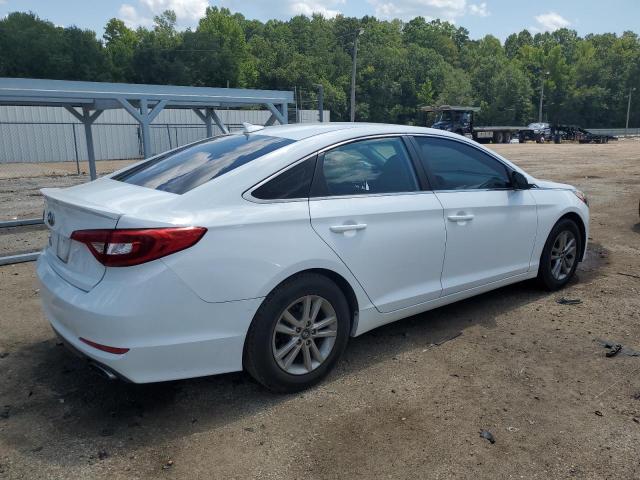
[473,126,527,143]
[422,105,534,144]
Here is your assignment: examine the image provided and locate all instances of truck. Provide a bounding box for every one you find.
[551,125,614,144]
[423,105,615,144]
[423,105,545,143]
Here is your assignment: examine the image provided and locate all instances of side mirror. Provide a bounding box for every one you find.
[510,171,531,190]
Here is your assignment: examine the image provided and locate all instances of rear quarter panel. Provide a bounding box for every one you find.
[160,198,374,310]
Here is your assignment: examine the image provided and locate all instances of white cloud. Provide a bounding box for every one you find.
[219,0,345,19]
[140,0,209,22]
[368,0,489,21]
[533,11,570,32]
[118,0,208,28]
[468,2,488,17]
[289,1,343,18]
[118,3,152,28]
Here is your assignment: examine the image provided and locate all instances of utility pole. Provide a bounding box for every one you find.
[626,87,636,132]
[350,28,364,122]
[538,71,550,123]
[314,84,324,122]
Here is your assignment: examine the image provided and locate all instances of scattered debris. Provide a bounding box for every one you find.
[606,343,623,358]
[633,417,639,424]
[162,460,174,470]
[556,297,582,305]
[97,450,109,460]
[618,272,640,280]
[596,339,640,357]
[506,426,519,432]
[429,331,462,347]
[244,427,255,433]
[479,430,495,444]
[595,410,603,417]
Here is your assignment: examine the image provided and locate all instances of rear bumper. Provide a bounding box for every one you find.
[36,250,263,383]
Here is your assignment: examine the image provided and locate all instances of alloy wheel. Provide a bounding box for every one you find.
[550,230,577,281]
[271,295,338,375]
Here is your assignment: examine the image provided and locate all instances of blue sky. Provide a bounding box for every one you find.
[1,0,638,40]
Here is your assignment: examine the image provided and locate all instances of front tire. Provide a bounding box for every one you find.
[538,219,581,290]
[244,273,350,393]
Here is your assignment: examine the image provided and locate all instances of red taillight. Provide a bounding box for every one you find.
[79,337,129,355]
[70,227,207,267]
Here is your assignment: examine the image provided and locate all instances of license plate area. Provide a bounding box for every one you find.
[49,231,71,263]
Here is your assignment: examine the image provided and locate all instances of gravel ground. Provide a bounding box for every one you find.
[1,140,639,479]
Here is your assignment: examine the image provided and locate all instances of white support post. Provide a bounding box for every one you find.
[210,109,229,134]
[265,103,287,126]
[194,108,228,137]
[65,106,103,180]
[140,99,151,159]
[117,98,168,159]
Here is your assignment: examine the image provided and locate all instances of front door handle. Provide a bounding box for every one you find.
[330,223,367,233]
[447,214,474,222]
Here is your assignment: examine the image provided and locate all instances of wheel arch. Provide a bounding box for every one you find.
[306,268,360,335]
[555,212,587,261]
[255,268,361,337]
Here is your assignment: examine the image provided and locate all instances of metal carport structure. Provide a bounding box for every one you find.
[0,77,293,264]
[0,78,293,180]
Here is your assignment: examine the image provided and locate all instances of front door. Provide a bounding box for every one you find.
[309,136,446,313]
[412,135,537,295]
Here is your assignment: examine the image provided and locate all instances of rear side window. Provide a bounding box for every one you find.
[252,157,316,200]
[413,136,510,190]
[113,134,295,194]
[315,137,418,197]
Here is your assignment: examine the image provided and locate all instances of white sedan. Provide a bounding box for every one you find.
[37,123,589,392]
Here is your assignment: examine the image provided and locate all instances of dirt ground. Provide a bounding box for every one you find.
[1,140,639,479]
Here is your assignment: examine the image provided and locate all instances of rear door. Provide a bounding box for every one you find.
[411,135,537,295]
[309,136,446,313]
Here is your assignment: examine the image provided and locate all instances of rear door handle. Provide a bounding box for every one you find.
[447,214,474,222]
[330,223,367,233]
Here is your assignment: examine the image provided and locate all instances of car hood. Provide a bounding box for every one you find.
[532,179,575,190]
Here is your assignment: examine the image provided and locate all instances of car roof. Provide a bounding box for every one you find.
[254,122,446,141]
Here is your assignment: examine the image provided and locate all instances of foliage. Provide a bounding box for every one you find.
[0,11,639,127]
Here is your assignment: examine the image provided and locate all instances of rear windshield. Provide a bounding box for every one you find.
[112,134,295,194]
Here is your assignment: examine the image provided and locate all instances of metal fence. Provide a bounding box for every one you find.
[588,128,640,137]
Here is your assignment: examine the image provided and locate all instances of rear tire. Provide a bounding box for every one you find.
[537,219,582,291]
[243,273,350,393]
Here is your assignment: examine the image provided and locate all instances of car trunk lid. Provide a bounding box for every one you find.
[41,180,177,291]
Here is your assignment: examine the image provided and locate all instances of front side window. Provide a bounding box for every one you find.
[413,136,510,190]
[315,137,418,197]
[113,134,295,194]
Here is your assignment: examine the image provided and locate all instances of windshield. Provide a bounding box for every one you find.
[435,111,470,123]
[113,134,295,194]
